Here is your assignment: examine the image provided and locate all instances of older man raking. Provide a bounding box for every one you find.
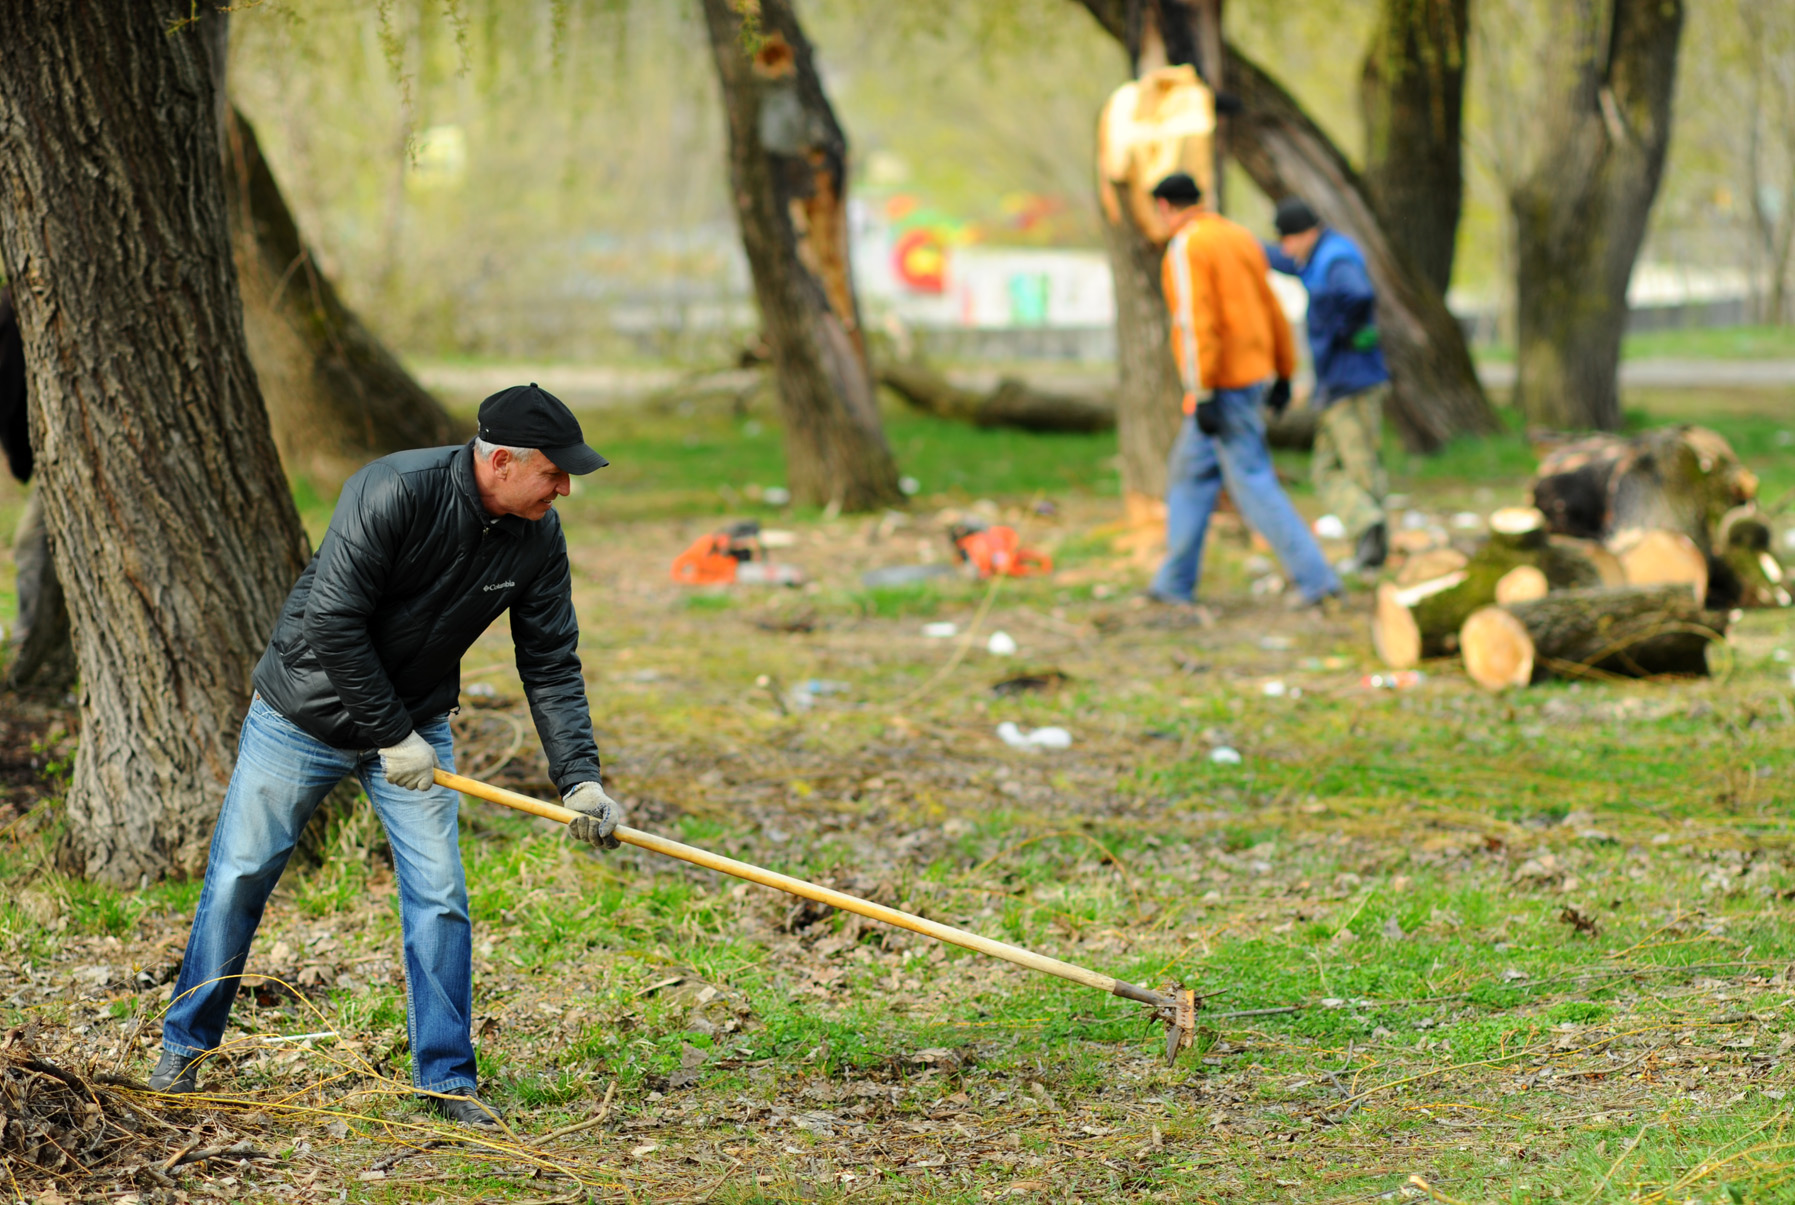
[151,383,624,1128]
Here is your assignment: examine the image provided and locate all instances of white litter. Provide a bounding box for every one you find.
[922,622,959,638]
[899,476,921,496]
[996,722,1072,751]
[1312,514,1347,540]
[1450,511,1484,530]
[1209,746,1242,765]
[762,486,792,507]
[986,630,1018,656]
[1261,680,1287,698]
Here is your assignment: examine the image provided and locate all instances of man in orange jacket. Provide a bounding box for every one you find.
[1146,173,1340,608]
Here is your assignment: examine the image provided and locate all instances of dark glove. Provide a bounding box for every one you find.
[1350,325,1381,351]
[1265,378,1292,415]
[1194,395,1221,436]
[565,782,623,850]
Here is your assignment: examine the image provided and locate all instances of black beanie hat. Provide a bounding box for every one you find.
[1273,196,1320,237]
[1150,172,1203,207]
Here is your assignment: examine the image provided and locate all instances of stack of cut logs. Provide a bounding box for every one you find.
[1372,425,1785,691]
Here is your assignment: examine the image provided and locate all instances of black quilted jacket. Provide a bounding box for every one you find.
[252,442,601,791]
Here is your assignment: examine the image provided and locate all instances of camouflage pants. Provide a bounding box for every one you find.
[1312,383,1389,541]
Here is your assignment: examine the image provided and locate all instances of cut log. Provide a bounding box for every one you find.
[1540,535,1626,589]
[1396,546,1468,587]
[1460,608,1534,690]
[1706,504,1791,610]
[877,361,1116,434]
[1372,513,1616,666]
[1609,528,1708,607]
[1495,565,1549,605]
[1488,506,1547,551]
[1372,580,1424,668]
[1460,585,1726,691]
[1531,426,1757,549]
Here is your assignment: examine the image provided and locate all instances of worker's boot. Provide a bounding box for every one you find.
[422,1092,504,1129]
[148,1049,205,1093]
[1354,522,1388,572]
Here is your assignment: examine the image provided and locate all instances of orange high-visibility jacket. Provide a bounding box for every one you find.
[1161,210,1296,410]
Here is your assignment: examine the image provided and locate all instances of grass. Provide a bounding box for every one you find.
[0,384,1793,1202]
[1476,323,1795,363]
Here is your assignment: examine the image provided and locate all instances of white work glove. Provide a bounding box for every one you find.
[564,782,623,850]
[379,731,439,792]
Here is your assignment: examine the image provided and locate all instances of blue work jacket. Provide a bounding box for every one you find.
[1264,229,1390,407]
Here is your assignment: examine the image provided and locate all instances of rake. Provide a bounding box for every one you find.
[435,770,1199,1061]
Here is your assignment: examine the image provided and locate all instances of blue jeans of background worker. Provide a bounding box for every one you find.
[1150,381,1341,605]
[161,696,476,1094]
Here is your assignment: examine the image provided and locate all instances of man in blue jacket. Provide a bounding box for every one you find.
[1264,197,1391,571]
[149,384,623,1128]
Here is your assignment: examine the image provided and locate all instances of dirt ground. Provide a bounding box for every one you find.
[3,445,1794,1204]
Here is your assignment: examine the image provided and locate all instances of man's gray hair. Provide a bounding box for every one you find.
[473,437,537,463]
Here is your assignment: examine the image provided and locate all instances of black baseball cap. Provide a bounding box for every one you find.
[476,383,607,474]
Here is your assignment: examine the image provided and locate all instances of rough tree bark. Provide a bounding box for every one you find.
[1361,0,1469,294]
[1095,1,1213,505]
[0,4,311,884]
[1510,0,1684,431]
[700,0,902,512]
[1222,47,1498,453]
[226,106,456,484]
[1073,0,1500,454]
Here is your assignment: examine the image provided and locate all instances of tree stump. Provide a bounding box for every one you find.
[1460,585,1724,691]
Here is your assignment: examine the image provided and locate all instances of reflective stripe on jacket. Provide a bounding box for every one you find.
[1162,210,1296,405]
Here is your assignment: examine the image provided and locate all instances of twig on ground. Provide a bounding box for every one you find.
[538,1079,617,1144]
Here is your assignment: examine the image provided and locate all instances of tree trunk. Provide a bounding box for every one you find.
[1070,1,1500,454]
[877,361,1117,434]
[1461,585,1722,690]
[1221,46,1498,453]
[1510,0,1684,430]
[0,3,311,885]
[1360,0,1469,294]
[1100,190,1185,502]
[225,106,457,485]
[699,0,902,513]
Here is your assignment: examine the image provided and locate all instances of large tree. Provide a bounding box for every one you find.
[700,0,903,512]
[0,4,311,884]
[1361,0,1469,296]
[1075,0,1499,454]
[1509,0,1683,431]
[226,105,457,484]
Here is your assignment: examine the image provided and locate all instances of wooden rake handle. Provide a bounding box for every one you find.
[434,769,1171,1010]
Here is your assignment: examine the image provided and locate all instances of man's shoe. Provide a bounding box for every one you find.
[148,1049,204,1093]
[1354,522,1388,572]
[422,1092,503,1128]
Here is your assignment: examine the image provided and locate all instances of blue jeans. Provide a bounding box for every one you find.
[1150,383,1341,604]
[161,696,476,1094]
